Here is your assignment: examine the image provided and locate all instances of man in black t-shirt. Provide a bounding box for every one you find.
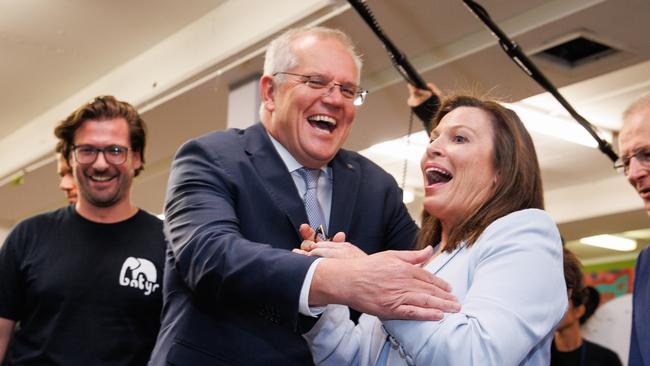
[0,96,165,365]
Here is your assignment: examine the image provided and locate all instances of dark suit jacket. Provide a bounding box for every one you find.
[629,246,650,366]
[149,123,418,365]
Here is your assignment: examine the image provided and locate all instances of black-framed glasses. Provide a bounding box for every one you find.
[273,72,368,106]
[614,149,650,175]
[72,144,130,165]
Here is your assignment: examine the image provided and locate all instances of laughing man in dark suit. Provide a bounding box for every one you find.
[149,26,459,366]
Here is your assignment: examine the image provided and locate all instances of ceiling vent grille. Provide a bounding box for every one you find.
[533,35,618,68]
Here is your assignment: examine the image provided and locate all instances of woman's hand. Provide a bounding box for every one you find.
[298,239,368,259]
[293,223,367,258]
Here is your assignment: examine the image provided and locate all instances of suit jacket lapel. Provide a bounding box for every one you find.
[329,151,360,237]
[242,124,308,233]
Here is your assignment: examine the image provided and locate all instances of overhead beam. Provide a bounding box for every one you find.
[363,0,605,91]
[0,0,347,187]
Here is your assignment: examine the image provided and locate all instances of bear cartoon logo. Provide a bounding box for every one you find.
[118,257,160,296]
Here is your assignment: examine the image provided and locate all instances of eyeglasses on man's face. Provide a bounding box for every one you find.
[273,72,368,106]
[72,144,130,165]
[614,148,650,175]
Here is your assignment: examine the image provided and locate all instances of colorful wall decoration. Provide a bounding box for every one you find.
[583,259,636,303]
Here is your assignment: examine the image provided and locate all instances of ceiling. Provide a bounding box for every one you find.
[1,0,649,263]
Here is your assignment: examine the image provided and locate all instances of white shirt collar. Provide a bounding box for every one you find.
[267,131,329,176]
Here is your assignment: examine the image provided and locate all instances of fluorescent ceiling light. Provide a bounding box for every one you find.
[579,234,637,251]
[363,131,429,163]
[505,103,612,148]
[362,102,613,157]
[360,133,427,194]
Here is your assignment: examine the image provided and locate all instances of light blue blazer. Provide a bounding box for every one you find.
[304,209,567,366]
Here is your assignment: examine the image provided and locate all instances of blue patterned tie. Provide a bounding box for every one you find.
[297,167,327,239]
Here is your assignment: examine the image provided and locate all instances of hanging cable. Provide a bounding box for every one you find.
[347,0,439,134]
[461,0,618,162]
[400,110,416,190]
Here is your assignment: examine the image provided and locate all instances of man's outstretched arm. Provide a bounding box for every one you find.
[309,247,460,320]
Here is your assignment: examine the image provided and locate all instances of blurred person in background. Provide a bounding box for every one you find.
[551,248,622,366]
[56,142,78,204]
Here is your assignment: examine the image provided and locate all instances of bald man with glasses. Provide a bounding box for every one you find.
[617,93,650,366]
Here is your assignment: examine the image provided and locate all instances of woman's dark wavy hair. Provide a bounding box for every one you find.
[415,95,544,252]
[53,95,147,176]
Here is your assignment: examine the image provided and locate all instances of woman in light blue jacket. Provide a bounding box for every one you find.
[300,95,567,366]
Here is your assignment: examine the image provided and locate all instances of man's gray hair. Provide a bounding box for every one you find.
[263,26,363,81]
[258,26,363,121]
[623,93,650,121]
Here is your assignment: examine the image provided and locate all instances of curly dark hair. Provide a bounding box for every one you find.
[54,95,147,176]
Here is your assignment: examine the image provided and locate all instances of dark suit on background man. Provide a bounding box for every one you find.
[629,247,649,366]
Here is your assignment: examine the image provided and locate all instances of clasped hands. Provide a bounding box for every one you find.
[296,224,460,320]
[293,224,366,259]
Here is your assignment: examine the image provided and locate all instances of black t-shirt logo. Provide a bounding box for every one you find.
[118,257,160,296]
